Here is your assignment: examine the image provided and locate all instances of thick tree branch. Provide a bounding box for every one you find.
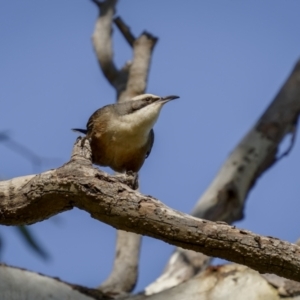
[146,59,300,294]
[0,264,111,300]
[194,59,300,223]
[4,263,300,300]
[1,139,300,283]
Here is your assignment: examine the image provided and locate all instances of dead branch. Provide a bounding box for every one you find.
[99,230,141,295]
[4,263,300,300]
[114,17,135,47]
[195,59,300,223]
[0,264,111,300]
[145,59,300,294]
[91,0,157,102]
[118,32,157,102]
[0,138,300,283]
[92,0,119,86]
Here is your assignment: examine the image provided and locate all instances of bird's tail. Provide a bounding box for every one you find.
[72,128,87,134]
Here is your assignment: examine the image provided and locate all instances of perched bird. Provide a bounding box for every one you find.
[72,93,179,173]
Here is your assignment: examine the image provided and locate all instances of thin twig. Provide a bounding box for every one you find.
[114,16,136,47]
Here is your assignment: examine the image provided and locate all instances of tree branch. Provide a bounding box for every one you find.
[114,17,135,47]
[91,1,157,102]
[1,138,300,283]
[145,59,300,294]
[195,59,300,223]
[3,262,300,299]
[119,32,157,102]
[0,264,111,300]
[99,231,141,295]
[92,0,119,86]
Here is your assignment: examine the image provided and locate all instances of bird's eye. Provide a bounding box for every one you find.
[146,97,151,102]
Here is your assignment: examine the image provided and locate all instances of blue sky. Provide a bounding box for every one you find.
[1,0,300,291]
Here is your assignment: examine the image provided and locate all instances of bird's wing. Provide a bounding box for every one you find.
[145,129,154,158]
[86,105,111,132]
[86,114,95,131]
[86,109,101,132]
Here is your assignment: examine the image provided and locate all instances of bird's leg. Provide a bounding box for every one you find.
[115,171,139,190]
[126,170,139,190]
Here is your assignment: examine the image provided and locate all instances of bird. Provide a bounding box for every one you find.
[72,93,179,173]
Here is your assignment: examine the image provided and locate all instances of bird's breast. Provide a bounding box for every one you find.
[90,118,151,172]
[107,118,150,148]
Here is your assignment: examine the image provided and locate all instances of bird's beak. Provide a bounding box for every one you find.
[160,95,180,104]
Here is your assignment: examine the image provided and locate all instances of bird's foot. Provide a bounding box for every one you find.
[126,171,139,190]
[115,171,139,190]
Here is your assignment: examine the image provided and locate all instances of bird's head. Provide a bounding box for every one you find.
[123,94,179,128]
[111,94,179,135]
[130,93,179,106]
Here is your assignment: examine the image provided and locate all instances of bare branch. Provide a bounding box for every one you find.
[3,263,300,299]
[194,59,300,222]
[99,231,141,295]
[92,0,119,86]
[114,17,135,47]
[146,59,300,293]
[0,264,111,300]
[1,139,300,282]
[91,1,158,103]
[119,32,158,102]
